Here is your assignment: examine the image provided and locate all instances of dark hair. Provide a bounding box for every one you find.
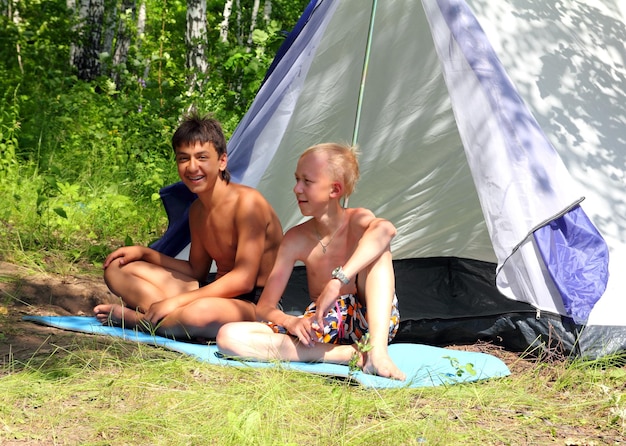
[171,111,231,183]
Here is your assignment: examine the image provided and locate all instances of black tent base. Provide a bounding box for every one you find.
[280,257,625,360]
[394,312,578,358]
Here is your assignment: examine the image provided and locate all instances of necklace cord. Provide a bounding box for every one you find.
[315,225,341,254]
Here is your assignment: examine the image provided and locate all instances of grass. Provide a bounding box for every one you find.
[1,334,625,445]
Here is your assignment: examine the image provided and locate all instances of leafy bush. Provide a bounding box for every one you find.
[0,0,308,272]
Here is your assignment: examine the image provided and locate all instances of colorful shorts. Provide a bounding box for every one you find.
[265,293,400,345]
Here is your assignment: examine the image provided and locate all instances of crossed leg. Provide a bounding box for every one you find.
[95,258,256,340]
[102,258,199,313]
[217,249,405,380]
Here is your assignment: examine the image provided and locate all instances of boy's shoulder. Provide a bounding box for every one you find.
[345,206,376,221]
[231,182,269,201]
[283,219,313,243]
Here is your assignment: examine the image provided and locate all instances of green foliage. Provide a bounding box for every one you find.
[349,333,373,374]
[0,86,20,178]
[0,0,309,271]
[443,355,477,378]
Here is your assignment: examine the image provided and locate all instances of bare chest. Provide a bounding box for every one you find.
[197,206,238,264]
[305,236,355,298]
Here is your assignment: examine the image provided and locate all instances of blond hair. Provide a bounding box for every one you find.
[301,143,360,197]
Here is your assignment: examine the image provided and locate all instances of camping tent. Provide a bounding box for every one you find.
[154,0,626,358]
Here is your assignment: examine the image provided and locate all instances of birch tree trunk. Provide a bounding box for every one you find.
[111,0,136,85]
[137,0,146,41]
[245,0,260,51]
[137,1,150,81]
[219,0,233,43]
[68,0,77,67]
[186,0,208,89]
[263,0,271,25]
[9,0,23,73]
[102,2,117,61]
[72,0,105,81]
[235,0,242,45]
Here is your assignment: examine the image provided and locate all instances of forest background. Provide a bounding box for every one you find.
[0,0,308,272]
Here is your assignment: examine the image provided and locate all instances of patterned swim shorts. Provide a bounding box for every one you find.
[265,293,400,345]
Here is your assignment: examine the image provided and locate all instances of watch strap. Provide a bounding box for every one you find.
[331,266,350,285]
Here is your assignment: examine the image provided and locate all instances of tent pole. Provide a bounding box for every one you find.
[345,0,378,209]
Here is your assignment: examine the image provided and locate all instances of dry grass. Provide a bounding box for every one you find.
[0,338,625,445]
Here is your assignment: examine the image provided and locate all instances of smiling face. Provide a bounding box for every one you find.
[293,151,340,216]
[175,141,227,194]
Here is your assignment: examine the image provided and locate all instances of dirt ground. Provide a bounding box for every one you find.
[0,261,118,364]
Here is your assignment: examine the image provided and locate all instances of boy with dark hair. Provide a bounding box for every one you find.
[94,112,283,340]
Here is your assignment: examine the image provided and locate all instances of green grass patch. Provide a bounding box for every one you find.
[1,337,624,445]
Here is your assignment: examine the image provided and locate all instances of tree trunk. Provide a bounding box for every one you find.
[111,0,136,85]
[137,1,150,82]
[68,0,77,66]
[235,0,242,45]
[72,0,105,81]
[245,0,260,51]
[9,0,23,73]
[137,0,146,41]
[263,0,271,25]
[219,0,233,43]
[186,0,208,90]
[102,2,117,61]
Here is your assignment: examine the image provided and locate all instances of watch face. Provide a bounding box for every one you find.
[331,267,348,284]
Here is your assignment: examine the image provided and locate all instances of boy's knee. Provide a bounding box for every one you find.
[103,263,118,286]
[216,323,238,353]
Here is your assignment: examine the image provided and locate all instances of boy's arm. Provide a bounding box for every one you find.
[144,193,269,324]
[123,236,212,325]
[254,246,294,323]
[103,245,202,279]
[315,211,397,328]
[341,212,397,280]
[104,198,212,281]
[255,229,318,346]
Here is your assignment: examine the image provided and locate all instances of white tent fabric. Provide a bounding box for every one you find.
[423,0,595,321]
[463,0,626,329]
[162,0,625,356]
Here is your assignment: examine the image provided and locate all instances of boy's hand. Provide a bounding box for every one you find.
[144,298,179,325]
[284,316,315,347]
[103,246,145,269]
[314,278,343,331]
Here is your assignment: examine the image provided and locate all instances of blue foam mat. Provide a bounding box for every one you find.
[23,315,510,388]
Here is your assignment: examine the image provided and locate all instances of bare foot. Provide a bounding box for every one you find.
[94,303,143,329]
[362,348,406,381]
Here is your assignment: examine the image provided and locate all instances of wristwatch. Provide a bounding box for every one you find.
[331,266,350,285]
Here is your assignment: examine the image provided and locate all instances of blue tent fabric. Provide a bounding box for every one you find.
[435,0,610,324]
[226,0,339,187]
[262,0,321,83]
[149,182,196,257]
[534,206,609,324]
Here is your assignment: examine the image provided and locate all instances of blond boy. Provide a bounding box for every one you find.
[94,113,283,340]
[217,143,405,380]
